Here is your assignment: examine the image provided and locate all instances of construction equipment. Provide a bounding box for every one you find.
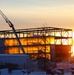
[0,10,25,54]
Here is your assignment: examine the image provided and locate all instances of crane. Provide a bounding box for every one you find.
[0,10,25,54]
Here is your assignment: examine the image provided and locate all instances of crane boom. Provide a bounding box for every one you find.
[0,10,25,54]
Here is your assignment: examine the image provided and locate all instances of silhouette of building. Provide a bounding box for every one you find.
[0,27,73,61]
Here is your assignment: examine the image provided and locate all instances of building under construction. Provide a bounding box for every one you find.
[0,27,73,61]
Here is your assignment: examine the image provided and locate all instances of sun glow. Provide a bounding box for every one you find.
[71,31,74,56]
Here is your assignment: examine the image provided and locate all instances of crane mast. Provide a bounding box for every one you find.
[0,10,25,54]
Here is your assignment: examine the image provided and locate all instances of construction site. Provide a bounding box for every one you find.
[0,10,73,61]
[0,26,73,61]
[0,10,73,75]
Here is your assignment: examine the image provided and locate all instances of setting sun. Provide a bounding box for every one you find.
[71,31,74,56]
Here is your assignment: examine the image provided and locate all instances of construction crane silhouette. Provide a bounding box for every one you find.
[0,10,25,54]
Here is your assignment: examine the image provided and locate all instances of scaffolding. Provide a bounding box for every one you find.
[0,27,73,61]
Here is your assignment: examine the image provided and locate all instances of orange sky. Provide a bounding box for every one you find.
[0,0,74,30]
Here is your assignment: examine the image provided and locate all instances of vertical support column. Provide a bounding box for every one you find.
[50,44,55,62]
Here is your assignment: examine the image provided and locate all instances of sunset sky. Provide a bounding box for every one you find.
[0,0,74,30]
